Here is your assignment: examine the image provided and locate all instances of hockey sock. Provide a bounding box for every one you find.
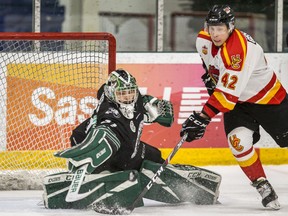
[237,152,266,182]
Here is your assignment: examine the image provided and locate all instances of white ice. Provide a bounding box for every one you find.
[0,165,287,216]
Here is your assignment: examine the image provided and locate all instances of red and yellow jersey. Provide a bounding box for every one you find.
[196,29,287,118]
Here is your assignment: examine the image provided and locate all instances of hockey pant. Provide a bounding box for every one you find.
[43,160,221,210]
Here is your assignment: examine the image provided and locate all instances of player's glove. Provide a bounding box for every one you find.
[143,95,174,127]
[180,111,210,142]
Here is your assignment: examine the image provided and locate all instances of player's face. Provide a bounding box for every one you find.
[208,24,230,47]
[115,88,137,104]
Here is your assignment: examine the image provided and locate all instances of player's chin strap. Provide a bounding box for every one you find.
[65,163,88,202]
[92,133,189,215]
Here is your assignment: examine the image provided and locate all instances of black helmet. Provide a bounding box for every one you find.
[205,5,235,32]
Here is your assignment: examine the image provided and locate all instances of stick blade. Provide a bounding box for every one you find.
[92,202,132,215]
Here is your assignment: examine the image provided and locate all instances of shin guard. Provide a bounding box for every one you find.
[140,160,221,205]
[43,170,144,210]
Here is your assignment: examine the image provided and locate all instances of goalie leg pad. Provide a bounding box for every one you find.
[140,160,221,205]
[54,125,121,173]
[43,170,144,209]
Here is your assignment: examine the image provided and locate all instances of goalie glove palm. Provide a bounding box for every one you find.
[143,95,174,127]
[180,111,210,142]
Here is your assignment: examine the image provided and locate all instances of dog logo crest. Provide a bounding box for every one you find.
[229,134,243,152]
[231,54,242,70]
[202,45,208,55]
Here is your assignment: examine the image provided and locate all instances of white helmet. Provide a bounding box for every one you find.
[104,69,139,119]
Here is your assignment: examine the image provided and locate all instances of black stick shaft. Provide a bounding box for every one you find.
[127,134,188,213]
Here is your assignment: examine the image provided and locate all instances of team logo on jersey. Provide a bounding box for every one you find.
[231,54,242,70]
[202,45,208,55]
[229,134,243,152]
[105,107,121,118]
[130,120,136,133]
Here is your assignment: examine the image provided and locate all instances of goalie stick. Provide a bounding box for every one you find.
[92,133,188,215]
[65,163,88,202]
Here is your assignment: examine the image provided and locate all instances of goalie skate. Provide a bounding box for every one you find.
[252,178,280,210]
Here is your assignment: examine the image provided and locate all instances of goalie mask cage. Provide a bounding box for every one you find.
[0,32,116,190]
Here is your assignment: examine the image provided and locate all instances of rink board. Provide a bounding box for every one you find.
[0,148,287,170]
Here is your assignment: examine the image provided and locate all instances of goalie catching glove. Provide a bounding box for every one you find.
[180,111,210,142]
[143,95,174,127]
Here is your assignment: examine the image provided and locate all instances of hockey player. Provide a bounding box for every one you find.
[43,69,221,213]
[180,5,288,210]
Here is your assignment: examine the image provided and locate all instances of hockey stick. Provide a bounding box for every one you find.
[92,134,188,215]
[126,133,188,213]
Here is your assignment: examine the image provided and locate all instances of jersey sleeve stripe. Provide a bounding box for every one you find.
[235,29,247,71]
[202,103,220,118]
[246,73,286,104]
[202,104,218,118]
[222,42,231,66]
[246,73,276,102]
[203,90,237,118]
[213,91,236,110]
[198,30,212,41]
[256,79,282,104]
[267,85,286,104]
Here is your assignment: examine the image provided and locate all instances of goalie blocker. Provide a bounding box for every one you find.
[43,160,221,211]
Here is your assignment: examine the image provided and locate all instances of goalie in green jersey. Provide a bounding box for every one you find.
[43,69,221,214]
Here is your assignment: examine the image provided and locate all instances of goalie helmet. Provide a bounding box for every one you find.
[104,69,139,119]
[205,5,235,33]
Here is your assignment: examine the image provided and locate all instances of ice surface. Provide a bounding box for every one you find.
[0,165,287,216]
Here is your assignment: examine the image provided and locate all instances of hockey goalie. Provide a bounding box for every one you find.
[43,69,222,214]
